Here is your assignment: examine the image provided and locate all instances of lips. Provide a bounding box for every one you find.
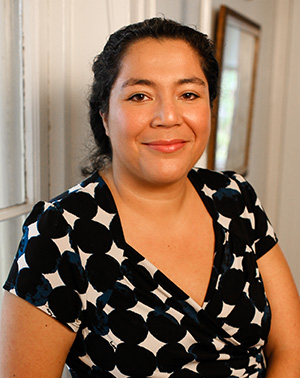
[142,139,187,153]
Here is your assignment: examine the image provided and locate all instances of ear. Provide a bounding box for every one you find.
[100,111,109,137]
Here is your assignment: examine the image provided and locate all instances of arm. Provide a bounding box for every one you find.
[257,244,300,377]
[0,292,76,378]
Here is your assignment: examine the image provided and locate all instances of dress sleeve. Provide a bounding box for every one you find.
[225,171,278,259]
[3,200,88,332]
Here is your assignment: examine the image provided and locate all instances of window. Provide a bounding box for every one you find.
[0,0,25,306]
[0,0,43,307]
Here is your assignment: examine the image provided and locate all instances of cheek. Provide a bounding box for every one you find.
[106,112,135,148]
[187,108,211,134]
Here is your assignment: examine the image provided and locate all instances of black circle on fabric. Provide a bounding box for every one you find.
[122,244,145,264]
[255,236,277,258]
[69,331,86,358]
[109,215,127,250]
[157,343,194,373]
[17,234,28,259]
[202,290,223,319]
[37,206,69,238]
[73,218,112,254]
[108,309,148,344]
[60,191,98,219]
[197,360,232,376]
[234,323,262,347]
[253,206,268,237]
[85,301,109,337]
[24,201,44,227]
[219,243,235,275]
[94,182,117,214]
[196,169,231,190]
[239,180,257,212]
[242,253,256,282]
[115,343,156,376]
[213,188,245,218]
[219,268,246,305]
[15,268,52,306]
[229,217,255,246]
[188,342,219,362]
[86,254,121,292]
[48,285,82,324]
[154,270,189,300]
[107,282,137,310]
[121,259,158,292]
[58,251,88,294]
[197,310,228,338]
[147,311,186,343]
[181,312,221,343]
[88,368,115,378]
[200,194,219,220]
[134,288,168,312]
[85,333,115,371]
[169,368,202,377]
[225,292,255,327]
[25,235,61,274]
[96,290,113,311]
[228,232,248,257]
[165,296,193,316]
[249,278,267,318]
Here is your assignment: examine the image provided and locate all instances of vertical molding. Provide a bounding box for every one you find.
[265,0,292,228]
[146,0,156,18]
[130,0,156,23]
[23,0,49,202]
[195,0,213,168]
[276,0,300,289]
[48,0,70,197]
[107,0,131,33]
[199,0,213,36]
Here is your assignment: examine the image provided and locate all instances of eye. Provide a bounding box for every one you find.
[128,93,149,102]
[181,92,200,100]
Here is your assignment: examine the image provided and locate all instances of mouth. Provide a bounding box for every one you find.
[142,139,187,153]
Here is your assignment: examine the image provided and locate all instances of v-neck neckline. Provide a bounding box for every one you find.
[93,168,224,310]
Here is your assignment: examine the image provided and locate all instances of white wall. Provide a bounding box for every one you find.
[275,0,300,288]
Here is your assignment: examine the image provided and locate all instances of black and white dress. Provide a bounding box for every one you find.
[4,168,278,377]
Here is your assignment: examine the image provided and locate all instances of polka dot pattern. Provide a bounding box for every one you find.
[4,169,278,377]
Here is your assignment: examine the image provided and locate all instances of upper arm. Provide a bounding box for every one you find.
[0,291,76,378]
[257,244,300,362]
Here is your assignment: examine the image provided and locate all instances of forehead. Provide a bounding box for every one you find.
[118,38,203,76]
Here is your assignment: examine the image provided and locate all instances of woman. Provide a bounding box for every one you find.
[1,18,300,378]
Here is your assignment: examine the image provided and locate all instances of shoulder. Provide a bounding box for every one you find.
[189,168,257,209]
[189,167,261,215]
[20,172,118,252]
[190,168,278,257]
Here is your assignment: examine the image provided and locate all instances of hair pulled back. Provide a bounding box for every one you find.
[83,17,219,175]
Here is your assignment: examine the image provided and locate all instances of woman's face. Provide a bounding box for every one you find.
[102,38,211,188]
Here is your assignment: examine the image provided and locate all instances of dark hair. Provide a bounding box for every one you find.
[82,17,219,175]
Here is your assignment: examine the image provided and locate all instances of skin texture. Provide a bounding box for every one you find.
[1,38,300,377]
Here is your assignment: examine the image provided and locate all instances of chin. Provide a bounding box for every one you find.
[142,163,193,186]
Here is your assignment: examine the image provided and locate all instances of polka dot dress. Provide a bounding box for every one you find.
[4,168,277,377]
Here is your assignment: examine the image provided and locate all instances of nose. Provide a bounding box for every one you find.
[151,96,183,128]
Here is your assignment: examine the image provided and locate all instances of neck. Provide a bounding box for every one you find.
[101,166,194,220]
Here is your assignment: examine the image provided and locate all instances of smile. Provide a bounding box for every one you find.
[142,139,187,153]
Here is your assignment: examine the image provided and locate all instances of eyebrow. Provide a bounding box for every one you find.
[121,76,206,89]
